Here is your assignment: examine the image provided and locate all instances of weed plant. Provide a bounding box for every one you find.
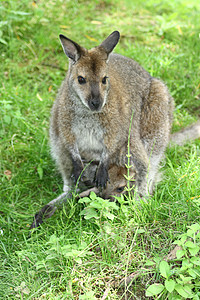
[1,0,200,299]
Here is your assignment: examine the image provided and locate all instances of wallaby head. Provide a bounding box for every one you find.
[102,165,136,200]
[59,31,120,111]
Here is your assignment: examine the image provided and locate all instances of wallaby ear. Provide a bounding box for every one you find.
[100,31,120,56]
[59,34,84,62]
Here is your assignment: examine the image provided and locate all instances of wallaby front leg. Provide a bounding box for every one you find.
[53,143,84,192]
[95,161,109,188]
[70,145,84,183]
[95,152,109,189]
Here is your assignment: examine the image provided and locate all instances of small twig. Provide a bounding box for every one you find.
[119,270,145,287]
[78,187,99,198]
[25,256,34,264]
[101,286,110,300]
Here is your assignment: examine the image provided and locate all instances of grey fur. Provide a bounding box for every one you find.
[170,121,200,146]
[50,31,174,196]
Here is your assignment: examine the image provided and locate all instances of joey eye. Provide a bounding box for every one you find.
[115,186,125,193]
[78,76,86,84]
[102,76,108,85]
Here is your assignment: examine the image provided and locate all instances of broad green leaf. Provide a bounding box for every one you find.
[180,260,193,272]
[186,229,194,238]
[84,212,99,220]
[176,249,186,259]
[145,283,164,297]
[159,260,170,278]
[179,274,193,283]
[37,165,43,180]
[80,208,99,219]
[107,201,119,210]
[175,284,194,298]
[182,258,192,267]
[90,201,103,209]
[173,240,182,246]
[165,279,175,293]
[190,256,200,265]
[188,223,200,232]
[103,212,115,220]
[185,241,196,248]
[173,235,187,246]
[188,246,200,256]
[181,235,187,243]
[78,197,91,203]
[90,191,97,200]
[188,268,197,278]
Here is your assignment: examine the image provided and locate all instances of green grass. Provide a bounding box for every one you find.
[1,0,200,299]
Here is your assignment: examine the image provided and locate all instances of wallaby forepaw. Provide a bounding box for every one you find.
[95,163,109,189]
[72,159,84,182]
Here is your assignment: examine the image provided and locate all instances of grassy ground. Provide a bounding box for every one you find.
[1,0,200,299]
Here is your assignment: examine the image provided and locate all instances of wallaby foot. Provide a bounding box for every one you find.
[29,191,71,231]
[30,204,57,229]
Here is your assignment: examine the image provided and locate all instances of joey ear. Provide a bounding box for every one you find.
[59,34,84,62]
[100,31,120,56]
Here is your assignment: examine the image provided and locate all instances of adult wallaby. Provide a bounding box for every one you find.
[50,30,174,197]
[30,31,200,229]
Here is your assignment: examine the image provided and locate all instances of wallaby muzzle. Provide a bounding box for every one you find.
[88,82,103,111]
[88,97,102,111]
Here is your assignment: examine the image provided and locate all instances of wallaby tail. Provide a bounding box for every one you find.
[170,121,200,146]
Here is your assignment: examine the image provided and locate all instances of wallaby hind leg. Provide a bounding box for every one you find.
[147,154,163,194]
[141,78,173,194]
[51,143,73,192]
[58,158,73,192]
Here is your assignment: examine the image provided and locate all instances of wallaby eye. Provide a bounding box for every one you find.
[78,76,86,84]
[102,76,108,85]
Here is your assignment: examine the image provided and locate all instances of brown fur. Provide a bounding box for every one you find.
[102,165,135,200]
[50,31,174,197]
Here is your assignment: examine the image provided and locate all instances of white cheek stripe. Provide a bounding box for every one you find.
[74,82,109,111]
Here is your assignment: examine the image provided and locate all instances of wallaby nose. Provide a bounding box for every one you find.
[89,98,101,111]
